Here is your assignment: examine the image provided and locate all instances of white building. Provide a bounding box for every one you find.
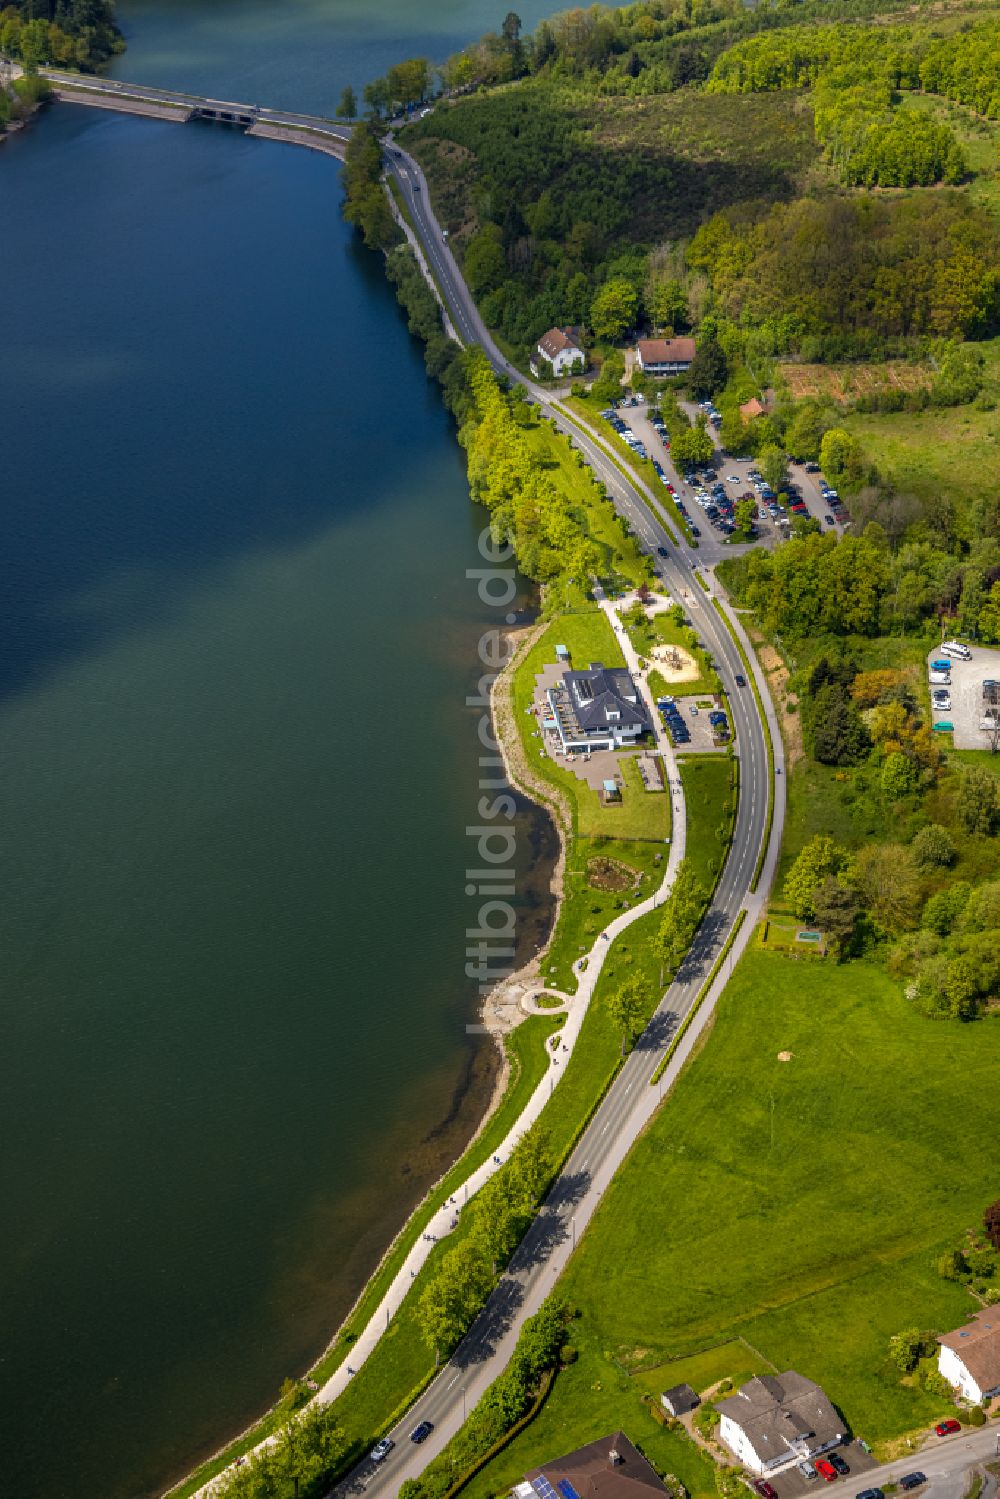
[938,1309,1000,1404]
[635,336,696,377]
[716,1373,844,1476]
[534,326,585,377]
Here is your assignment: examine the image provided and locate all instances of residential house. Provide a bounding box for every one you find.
[512,1432,668,1499]
[716,1372,845,1475]
[546,662,651,754]
[534,326,586,377]
[661,1383,699,1416]
[635,337,696,377]
[938,1309,1000,1404]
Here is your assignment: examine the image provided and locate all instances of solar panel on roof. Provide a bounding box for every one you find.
[558,1481,582,1499]
[533,1478,558,1499]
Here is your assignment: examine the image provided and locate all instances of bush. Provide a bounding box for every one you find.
[912,823,956,870]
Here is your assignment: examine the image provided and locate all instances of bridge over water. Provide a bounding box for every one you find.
[38,69,354,158]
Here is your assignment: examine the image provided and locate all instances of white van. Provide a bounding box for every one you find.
[929,669,951,685]
[940,641,971,661]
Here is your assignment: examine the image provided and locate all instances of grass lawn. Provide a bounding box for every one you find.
[625,609,719,700]
[678,756,737,896]
[541,836,670,993]
[554,946,1000,1450]
[631,1340,775,1397]
[522,414,653,591]
[844,336,1000,516]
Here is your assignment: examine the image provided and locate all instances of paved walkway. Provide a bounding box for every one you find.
[196,598,688,1494]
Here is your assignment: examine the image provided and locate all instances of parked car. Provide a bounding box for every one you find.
[934,1419,961,1436]
[691,526,701,537]
[855,1488,883,1499]
[805,461,821,472]
[370,1439,395,1463]
[898,1476,926,1491]
[930,658,952,672]
[799,1462,818,1481]
[815,1461,838,1482]
[824,514,835,526]
[690,704,699,715]
[754,1482,778,1499]
[411,1420,435,1443]
[829,1454,850,1476]
[933,721,955,733]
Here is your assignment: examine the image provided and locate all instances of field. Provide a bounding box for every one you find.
[548,946,1000,1450]
[782,361,933,405]
[844,337,1000,515]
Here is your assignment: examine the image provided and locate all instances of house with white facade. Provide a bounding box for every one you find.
[938,1309,1000,1404]
[635,337,696,377]
[533,326,585,377]
[716,1373,844,1476]
[546,662,651,755]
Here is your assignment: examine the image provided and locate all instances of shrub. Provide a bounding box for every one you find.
[912,824,956,870]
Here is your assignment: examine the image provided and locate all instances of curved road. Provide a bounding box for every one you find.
[332,145,783,1496]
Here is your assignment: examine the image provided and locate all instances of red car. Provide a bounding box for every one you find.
[815,1461,838,1482]
[935,1419,961,1436]
[754,1483,777,1499]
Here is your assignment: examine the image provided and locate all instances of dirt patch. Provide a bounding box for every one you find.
[777,1051,793,1062]
[782,360,933,406]
[650,642,700,682]
[754,633,804,768]
[587,855,640,892]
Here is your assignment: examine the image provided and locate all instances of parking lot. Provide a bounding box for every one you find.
[758,1442,877,1499]
[927,646,1000,749]
[656,693,732,754]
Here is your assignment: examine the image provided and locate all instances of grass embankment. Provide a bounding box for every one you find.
[522,413,654,592]
[478,945,1000,1483]
[843,335,1000,514]
[565,393,689,544]
[170,1014,561,1498]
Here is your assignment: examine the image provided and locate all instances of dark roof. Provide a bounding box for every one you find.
[637,337,696,366]
[525,1431,666,1499]
[662,1383,700,1414]
[716,1373,843,1461]
[563,663,650,735]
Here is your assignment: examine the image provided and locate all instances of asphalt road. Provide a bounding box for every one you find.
[331,146,778,1499]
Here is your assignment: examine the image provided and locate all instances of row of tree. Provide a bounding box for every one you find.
[0,0,123,71]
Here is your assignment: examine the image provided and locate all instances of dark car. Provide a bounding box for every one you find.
[899,1476,926,1491]
[657,546,668,557]
[754,1483,778,1499]
[824,514,835,525]
[411,1420,434,1444]
[829,1454,850,1476]
[735,673,746,687]
[805,461,821,472]
[856,1489,883,1499]
[690,525,701,537]
[935,1419,961,1436]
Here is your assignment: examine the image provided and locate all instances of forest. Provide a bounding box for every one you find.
[399,0,1000,366]
[0,0,123,73]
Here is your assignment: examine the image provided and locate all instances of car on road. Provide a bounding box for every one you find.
[690,703,699,715]
[657,546,668,557]
[735,674,746,687]
[753,1482,777,1498]
[370,1438,395,1463]
[825,514,835,526]
[690,525,701,537]
[898,1475,926,1491]
[411,1420,435,1443]
[934,1419,961,1436]
[828,1454,850,1476]
[815,1461,838,1482]
[799,1463,818,1481]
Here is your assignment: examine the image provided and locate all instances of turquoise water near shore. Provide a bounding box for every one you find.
[0,3,629,1494]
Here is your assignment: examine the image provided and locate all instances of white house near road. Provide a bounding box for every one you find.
[716,1372,845,1475]
[938,1309,1000,1404]
[635,336,696,377]
[534,326,585,377]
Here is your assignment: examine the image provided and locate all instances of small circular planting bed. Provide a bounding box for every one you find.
[587,856,640,893]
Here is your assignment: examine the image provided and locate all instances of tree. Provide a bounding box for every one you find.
[912,823,956,870]
[819,427,861,481]
[888,1327,934,1373]
[734,497,756,535]
[956,765,999,835]
[687,335,727,400]
[881,750,918,799]
[653,861,706,982]
[336,84,357,119]
[590,278,638,342]
[759,444,786,493]
[671,424,715,467]
[852,844,920,931]
[387,57,431,109]
[465,224,507,296]
[592,351,625,405]
[502,12,523,44]
[985,1199,1000,1252]
[606,972,650,1055]
[813,876,860,954]
[784,835,845,922]
[811,684,869,765]
[648,278,688,330]
[417,1239,493,1362]
[362,75,392,118]
[976,581,1000,644]
[785,402,827,462]
[937,1246,968,1281]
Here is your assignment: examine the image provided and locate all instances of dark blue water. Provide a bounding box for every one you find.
[0,97,555,1499]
